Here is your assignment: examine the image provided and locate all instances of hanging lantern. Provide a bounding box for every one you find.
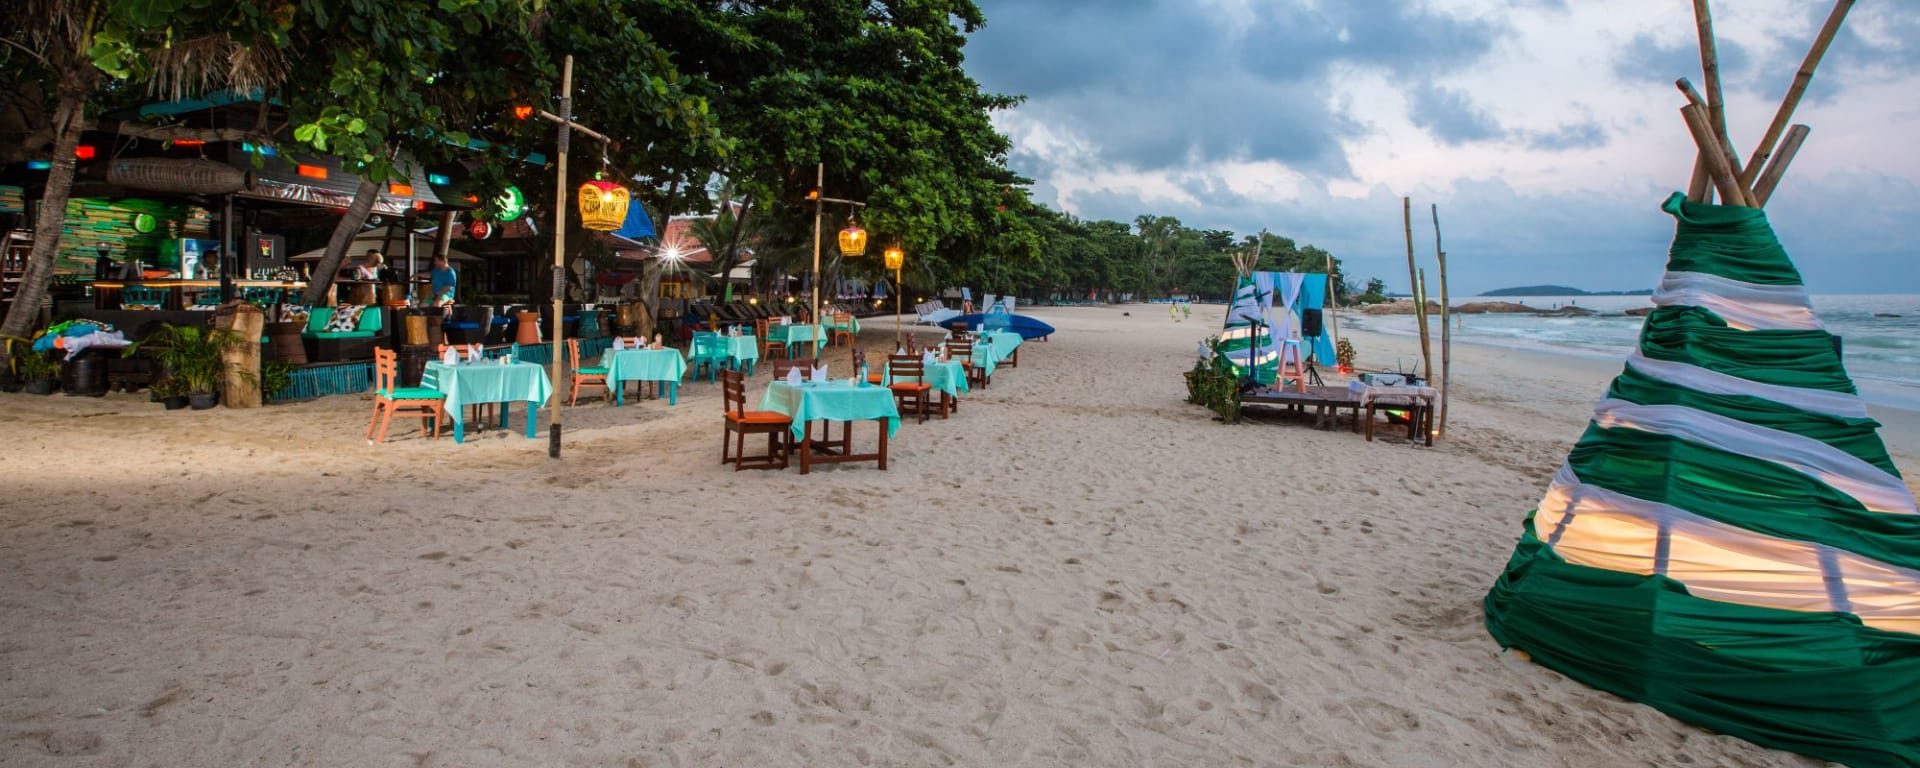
[577,180,629,232]
[837,219,867,257]
[883,245,904,271]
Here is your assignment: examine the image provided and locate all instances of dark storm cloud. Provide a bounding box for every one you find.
[1405,82,1505,145]
[965,0,1505,175]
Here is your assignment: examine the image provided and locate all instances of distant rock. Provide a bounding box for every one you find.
[1625,307,1655,316]
[1451,301,1535,314]
[1533,305,1597,317]
[1359,300,1443,315]
[1875,313,1903,318]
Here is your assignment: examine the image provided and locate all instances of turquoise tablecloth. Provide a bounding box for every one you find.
[422,360,552,442]
[708,335,760,372]
[953,331,1023,377]
[604,348,688,405]
[827,316,861,334]
[759,380,901,441]
[766,324,827,358]
[884,359,969,399]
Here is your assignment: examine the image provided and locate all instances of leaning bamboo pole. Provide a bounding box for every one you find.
[1676,79,1755,206]
[1687,155,1712,203]
[1403,197,1434,382]
[1741,0,1854,189]
[1680,104,1749,207]
[1752,124,1810,207]
[1323,250,1342,364]
[1432,204,1452,439]
[1691,0,1735,161]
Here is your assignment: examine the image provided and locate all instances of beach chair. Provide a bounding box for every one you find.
[688,331,730,383]
[367,347,445,444]
[720,368,791,471]
[566,338,610,406]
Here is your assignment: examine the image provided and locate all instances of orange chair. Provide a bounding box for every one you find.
[720,368,792,470]
[831,312,855,346]
[948,338,987,388]
[887,354,942,423]
[367,347,446,443]
[566,338,610,406]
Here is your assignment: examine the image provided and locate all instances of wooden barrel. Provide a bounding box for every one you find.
[514,311,543,345]
[425,313,445,348]
[405,314,429,346]
[347,283,377,305]
[266,322,307,364]
[379,284,408,306]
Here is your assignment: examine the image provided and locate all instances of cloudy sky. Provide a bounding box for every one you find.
[960,0,1920,295]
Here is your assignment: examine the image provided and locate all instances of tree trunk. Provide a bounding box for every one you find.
[300,176,382,306]
[0,71,93,347]
[636,256,662,340]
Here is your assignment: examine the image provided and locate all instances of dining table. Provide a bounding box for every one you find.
[422,359,553,443]
[884,358,969,411]
[759,379,900,474]
[712,334,761,375]
[765,323,828,360]
[604,347,688,405]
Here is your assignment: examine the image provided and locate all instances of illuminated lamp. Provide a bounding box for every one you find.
[468,221,494,240]
[174,139,207,147]
[513,105,534,120]
[494,186,526,221]
[74,145,96,160]
[837,217,867,257]
[388,183,414,196]
[296,164,328,179]
[577,179,629,232]
[428,173,451,186]
[883,245,904,271]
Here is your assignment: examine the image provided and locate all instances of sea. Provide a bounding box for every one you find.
[1344,294,1920,411]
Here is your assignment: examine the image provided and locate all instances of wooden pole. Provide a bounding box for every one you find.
[1681,104,1749,207]
[1322,250,1342,362]
[1432,204,1451,439]
[1690,0,1734,158]
[1415,268,1434,389]
[1752,124,1810,207]
[1742,0,1854,189]
[1403,198,1433,382]
[548,54,573,458]
[1675,78,1751,203]
[1687,155,1712,203]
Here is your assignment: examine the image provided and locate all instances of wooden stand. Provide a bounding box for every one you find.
[215,302,265,409]
[796,418,890,475]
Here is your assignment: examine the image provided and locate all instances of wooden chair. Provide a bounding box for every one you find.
[887,354,940,423]
[435,343,499,423]
[831,312,855,346]
[567,338,610,406]
[852,348,885,386]
[721,368,791,470]
[367,347,446,444]
[755,318,788,363]
[948,338,987,388]
[768,355,817,381]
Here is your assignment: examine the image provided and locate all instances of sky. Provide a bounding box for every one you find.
[959,0,1920,296]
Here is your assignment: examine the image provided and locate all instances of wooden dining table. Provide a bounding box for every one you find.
[758,379,900,474]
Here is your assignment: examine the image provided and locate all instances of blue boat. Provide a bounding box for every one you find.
[940,310,1055,340]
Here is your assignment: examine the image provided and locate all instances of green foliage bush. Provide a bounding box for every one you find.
[1183,339,1241,423]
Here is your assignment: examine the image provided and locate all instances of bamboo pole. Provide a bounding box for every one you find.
[1402,198,1433,382]
[1432,204,1451,439]
[1753,124,1810,207]
[1416,268,1433,389]
[1322,250,1342,365]
[1690,0,1734,159]
[1742,0,1854,190]
[1676,78,1752,204]
[1687,155,1712,203]
[1681,104,1750,207]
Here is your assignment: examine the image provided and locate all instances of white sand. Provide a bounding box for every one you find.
[2,304,1909,766]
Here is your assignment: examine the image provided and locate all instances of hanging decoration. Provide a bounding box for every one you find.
[578,179,629,232]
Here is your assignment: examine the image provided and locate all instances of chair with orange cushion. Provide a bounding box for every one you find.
[887,354,939,424]
[566,338,610,406]
[367,347,446,444]
[721,368,791,470]
[947,338,987,388]
[853,348,885,386]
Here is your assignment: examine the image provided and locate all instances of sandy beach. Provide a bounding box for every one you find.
[2,304,1912,767]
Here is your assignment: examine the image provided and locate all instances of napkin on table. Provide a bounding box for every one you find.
[611,337,625,350]
[785,366,803,386]
[468,343,484,362]
[809,365,828,383]
[441,346,459,365]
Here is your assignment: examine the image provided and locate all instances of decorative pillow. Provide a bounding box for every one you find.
[325,304,364,333]
[278,304,311,325]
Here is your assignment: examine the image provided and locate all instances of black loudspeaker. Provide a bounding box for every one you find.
[1300,308,1324,338]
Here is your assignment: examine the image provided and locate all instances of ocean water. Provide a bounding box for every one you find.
[1345,294,1920,410]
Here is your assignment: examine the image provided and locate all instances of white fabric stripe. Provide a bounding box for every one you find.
[1623,352,1869,420]
[1652,271,1822,332]
[1537,466,1920,634]
[1592,399,1915,514]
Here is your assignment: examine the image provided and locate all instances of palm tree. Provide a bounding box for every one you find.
[686,199,764,304]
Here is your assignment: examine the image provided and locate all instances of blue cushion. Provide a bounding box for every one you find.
[306,331,375,340]
[577,366,608,375]
[446,322,481,330]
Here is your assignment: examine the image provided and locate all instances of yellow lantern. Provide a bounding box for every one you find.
[883,245,904,271]
[837,220,867,257]
[577,180,629,232]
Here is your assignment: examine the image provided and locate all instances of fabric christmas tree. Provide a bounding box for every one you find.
[1217,275,1276,386]
[1485,194,1920,768]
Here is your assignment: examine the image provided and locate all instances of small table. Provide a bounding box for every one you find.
[759,380,900,474]
[605,348,688,406]
[1350,382,1438,446]
[766,324,827,359]
[885,359,969,412]
[422,360,553,443]
[978,329,1023,370]
[714,334,760,374]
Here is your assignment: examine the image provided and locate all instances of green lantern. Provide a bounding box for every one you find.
[131,213,158,234]
[495,186,526,222]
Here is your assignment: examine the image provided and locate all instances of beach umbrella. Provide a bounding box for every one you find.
[1484,194,1920,767]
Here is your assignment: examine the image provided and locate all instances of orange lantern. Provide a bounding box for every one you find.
[837,220,867,257]
[883,245,904,271]
[577,180,629,232]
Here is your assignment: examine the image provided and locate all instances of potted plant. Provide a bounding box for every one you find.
[125,323,251,410]
[152,377,191,410]
[260,360,296,403]
[10,347,61,395]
